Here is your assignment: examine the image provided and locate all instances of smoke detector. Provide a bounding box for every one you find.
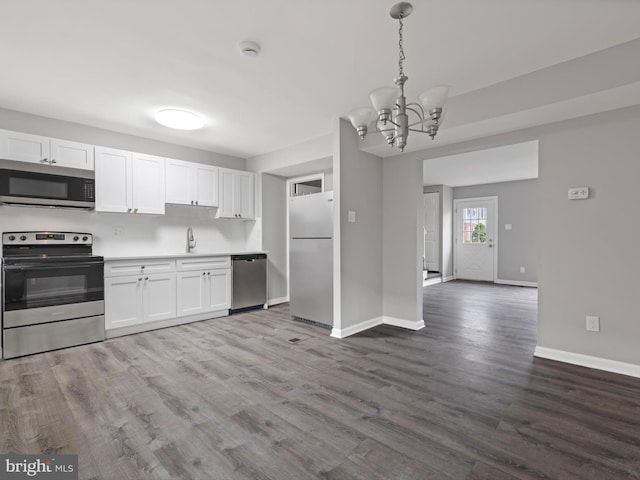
[239,41,261,57]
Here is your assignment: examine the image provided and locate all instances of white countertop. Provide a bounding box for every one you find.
[103,251,267,261]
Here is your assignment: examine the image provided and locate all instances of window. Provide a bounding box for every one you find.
[462,207,487,244]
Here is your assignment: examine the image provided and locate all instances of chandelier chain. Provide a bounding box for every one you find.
[398,15,405,77]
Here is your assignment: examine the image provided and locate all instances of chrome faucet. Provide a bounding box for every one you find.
[187,226,196,253]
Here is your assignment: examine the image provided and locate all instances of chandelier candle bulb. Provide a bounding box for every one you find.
[346,2,451,150]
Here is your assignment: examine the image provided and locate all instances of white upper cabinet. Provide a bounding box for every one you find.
[50,139,94,169]
[0,129,94,170]
[132,153,166,215]
[218,168,255,219]
[165,159,218,207]
[95,147,165,214]
[95,147,131,213]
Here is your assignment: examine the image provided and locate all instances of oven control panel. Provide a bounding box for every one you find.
[2,232,93,245]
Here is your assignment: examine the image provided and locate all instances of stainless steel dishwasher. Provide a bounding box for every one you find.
[231,254,267,313]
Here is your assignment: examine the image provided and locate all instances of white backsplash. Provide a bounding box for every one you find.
[0,203,261,257]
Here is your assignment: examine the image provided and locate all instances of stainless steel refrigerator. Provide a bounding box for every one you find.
[289,191,333,327]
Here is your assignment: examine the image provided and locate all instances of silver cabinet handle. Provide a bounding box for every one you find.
[144,276,149,281]
[51,159,57,164]
[41,158,48,164]
[127,208,132,212]
[141,265,145,270]
[138,277,142,281]
[202,272,206,276]
[133,208,138,213]
[195,200,199,205]
[191,200,194,205]
[207,271,210,275]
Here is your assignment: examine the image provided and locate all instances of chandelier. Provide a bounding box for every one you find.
[348,2,450,152]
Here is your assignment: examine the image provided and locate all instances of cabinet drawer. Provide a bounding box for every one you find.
[105,259,176,277]
[176,256,231,271]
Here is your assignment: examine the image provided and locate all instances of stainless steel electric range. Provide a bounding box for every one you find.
[2,231,105,359]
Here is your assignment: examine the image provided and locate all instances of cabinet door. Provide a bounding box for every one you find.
[194,164,218,207]
[105,276,142,329]
[142,273,176,322]
[50,139,94,170]
[95,147,132,213]
[0,130,50,164]
[165,159,192,205]
[206,269,231,311]
[176,271,206,316]
[218,168,236,217]
[132,153,165,215]
[237,172,255,219]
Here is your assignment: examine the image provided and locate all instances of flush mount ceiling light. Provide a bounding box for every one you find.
[348,2,450,151]
[155,109,204,130]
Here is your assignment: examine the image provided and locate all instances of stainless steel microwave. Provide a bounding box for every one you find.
[0,168,95,208]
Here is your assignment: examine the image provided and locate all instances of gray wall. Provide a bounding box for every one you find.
[334,118,383,330]
[0,107,244,169]
[396,104,640,366]
[454,179,538,284]
[383,156,423,323]
[261,173,288,303]
[538,108,640,364]
[423,185,443,272]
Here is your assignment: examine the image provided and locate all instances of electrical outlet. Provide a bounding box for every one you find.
[586,315,600,332]
[113,226,124,236]
[520,266,525,273]
[568,187,590,200]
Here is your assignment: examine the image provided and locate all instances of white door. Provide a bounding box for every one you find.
[50,139,94,170]
[206,269,231,311]
[105,276,142,329]
[423,192,440,272]
[218,168,236,217]
[176,271,206,316]
[95,147,132,213]
[143,273,176,322]
[165,159,192,205]
[0,130,50,164]
[238,172,255,219]
[454,197,497,282]
[132,153,166,214]
[194,164,218,207]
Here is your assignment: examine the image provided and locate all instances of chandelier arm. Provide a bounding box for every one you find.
[408,127,432,133]
[406,102,426,118]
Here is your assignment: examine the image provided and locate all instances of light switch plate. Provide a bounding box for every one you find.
[505,223,512,230]
[568,187,589,200]
[586,315,600,332]
[348,210,356,223]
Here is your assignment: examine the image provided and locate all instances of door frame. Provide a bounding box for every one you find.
[453,196,498,282]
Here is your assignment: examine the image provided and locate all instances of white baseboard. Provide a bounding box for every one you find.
[106,310,229,339]
[268,296,289,306]
[423,277,442,287]
[495,279,538,288]
[442,275,454,283]
[534,346,640,379]
[330,315,425,339]
[331,317,383,339]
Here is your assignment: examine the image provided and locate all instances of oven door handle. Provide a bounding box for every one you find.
[3,261,104,271]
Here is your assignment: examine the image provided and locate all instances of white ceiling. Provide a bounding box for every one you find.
[423,141,538,187]
[1,1,640,159]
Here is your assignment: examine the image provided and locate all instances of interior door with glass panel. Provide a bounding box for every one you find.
[454,197,496,281]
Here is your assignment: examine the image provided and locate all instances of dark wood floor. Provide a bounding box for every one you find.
[1,281,640,479]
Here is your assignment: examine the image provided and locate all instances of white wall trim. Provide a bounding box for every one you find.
[534,346,640,379]
[383,316,425,331]
[331,317,383,339]
[330,315,425,339]
[106,310,229,339]
[268,296,289,306]
[423,276,442,287]
[495,279,538,288]
[442,275,454,283]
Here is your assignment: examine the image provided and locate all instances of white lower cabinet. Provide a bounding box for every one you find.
[176,257,231,315]
[105,255,230,335]
[105,273,175,329]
